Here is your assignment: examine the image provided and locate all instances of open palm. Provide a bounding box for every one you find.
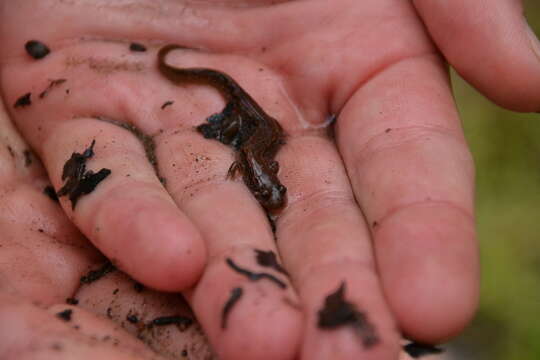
[2,1,539,359]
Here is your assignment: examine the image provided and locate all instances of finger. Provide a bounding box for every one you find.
[275,134,400,360]
[75,270,213,360]
[1,39,207,292]
[152,48,303,360]
[2,32,301,359]
[0,0,245,55]
[0,98,42,181]
[182,193,303,360]
[156,123,302,360]
[1,39,206,292]
[43,119,206,292]
[413,0,540,112]
[0,294,166,360]
[336,54,479,343]
[0,101,101,305]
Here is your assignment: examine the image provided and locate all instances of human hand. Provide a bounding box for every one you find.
[0,98,212,359]
[0,101,424,360]
[5,0,535,359]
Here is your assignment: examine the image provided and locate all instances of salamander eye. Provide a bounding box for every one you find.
[277,185,287,194]
[260,189,270,197]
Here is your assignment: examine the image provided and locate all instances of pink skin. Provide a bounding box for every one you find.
[0,102,211,359]
[1,0,539,359]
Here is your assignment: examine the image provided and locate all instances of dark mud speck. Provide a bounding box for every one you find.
[66,297,79,305]
[25,40,50,59]
[129,43,147,52]
[226,258,287,289]
[14,93,31,108]
[255,249,288,275]
[161,100,174,109]
[57,140,112,209]
[56,309,73,322]
[318,282,379,349]
[221,287,243,329]
[403,342,444,358]
[80,261,116,284]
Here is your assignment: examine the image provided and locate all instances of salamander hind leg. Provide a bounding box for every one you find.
[227,160,244,179]
[268,160,279,173]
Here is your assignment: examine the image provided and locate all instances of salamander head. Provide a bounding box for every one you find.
[255,183,287,210]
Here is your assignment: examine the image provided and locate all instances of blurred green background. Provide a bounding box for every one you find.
[449,1,540,359]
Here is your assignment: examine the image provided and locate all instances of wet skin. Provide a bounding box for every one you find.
[4,0,521,357]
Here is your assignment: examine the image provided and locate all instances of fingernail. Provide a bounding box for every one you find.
[525,21,540,62]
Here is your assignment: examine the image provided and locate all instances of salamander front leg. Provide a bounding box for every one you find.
[227,160,244,180]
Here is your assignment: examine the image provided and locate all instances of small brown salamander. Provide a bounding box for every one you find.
[158,44,287,210]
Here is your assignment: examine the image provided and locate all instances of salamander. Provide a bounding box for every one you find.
[158,44,287,210]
